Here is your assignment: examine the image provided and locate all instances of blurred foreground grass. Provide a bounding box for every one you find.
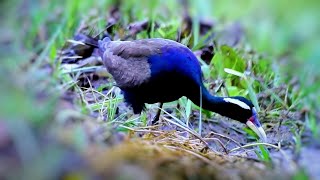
[0,0,319,179]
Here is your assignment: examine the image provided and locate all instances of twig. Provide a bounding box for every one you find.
[229,142,281,153]
[161,115,225,154]
[93,22,116,39]
[61,55,83,59]
[206,131,246,152]
[202,137,228,153]
[61,66,102,74]
[67,39,86,45]
[164,145,216,166]
[119,125,165,134]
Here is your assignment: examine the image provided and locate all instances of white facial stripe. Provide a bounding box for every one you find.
[223,98,250,110]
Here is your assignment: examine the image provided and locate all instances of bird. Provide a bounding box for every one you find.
[94,37,266,141]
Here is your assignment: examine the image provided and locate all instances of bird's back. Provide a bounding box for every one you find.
[98,38,201,89]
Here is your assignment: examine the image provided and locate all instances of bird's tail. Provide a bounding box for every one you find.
[80,34,99,48]
[80,35,111,50]
[80,35,111,58]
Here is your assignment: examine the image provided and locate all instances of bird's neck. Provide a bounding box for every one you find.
[188,84,228,116]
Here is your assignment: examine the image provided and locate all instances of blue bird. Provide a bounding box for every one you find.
[97,37,267,141]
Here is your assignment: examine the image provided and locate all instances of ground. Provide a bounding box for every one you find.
[0,0,319,179]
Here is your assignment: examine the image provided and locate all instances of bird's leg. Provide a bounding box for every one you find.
[152,102,163,125]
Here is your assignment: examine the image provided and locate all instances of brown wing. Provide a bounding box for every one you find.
[99,38,185,89]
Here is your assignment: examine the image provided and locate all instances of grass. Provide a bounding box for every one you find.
[1,0,319,179]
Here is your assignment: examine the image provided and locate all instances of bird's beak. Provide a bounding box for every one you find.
[246,111,267,142]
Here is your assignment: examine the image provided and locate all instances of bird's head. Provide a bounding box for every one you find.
[222,96,267,142]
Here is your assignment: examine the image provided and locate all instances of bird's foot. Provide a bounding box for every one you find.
[151,113,161,125]
[151,102,163,125]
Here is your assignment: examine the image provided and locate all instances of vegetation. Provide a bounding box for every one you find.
[1,0,319,179]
